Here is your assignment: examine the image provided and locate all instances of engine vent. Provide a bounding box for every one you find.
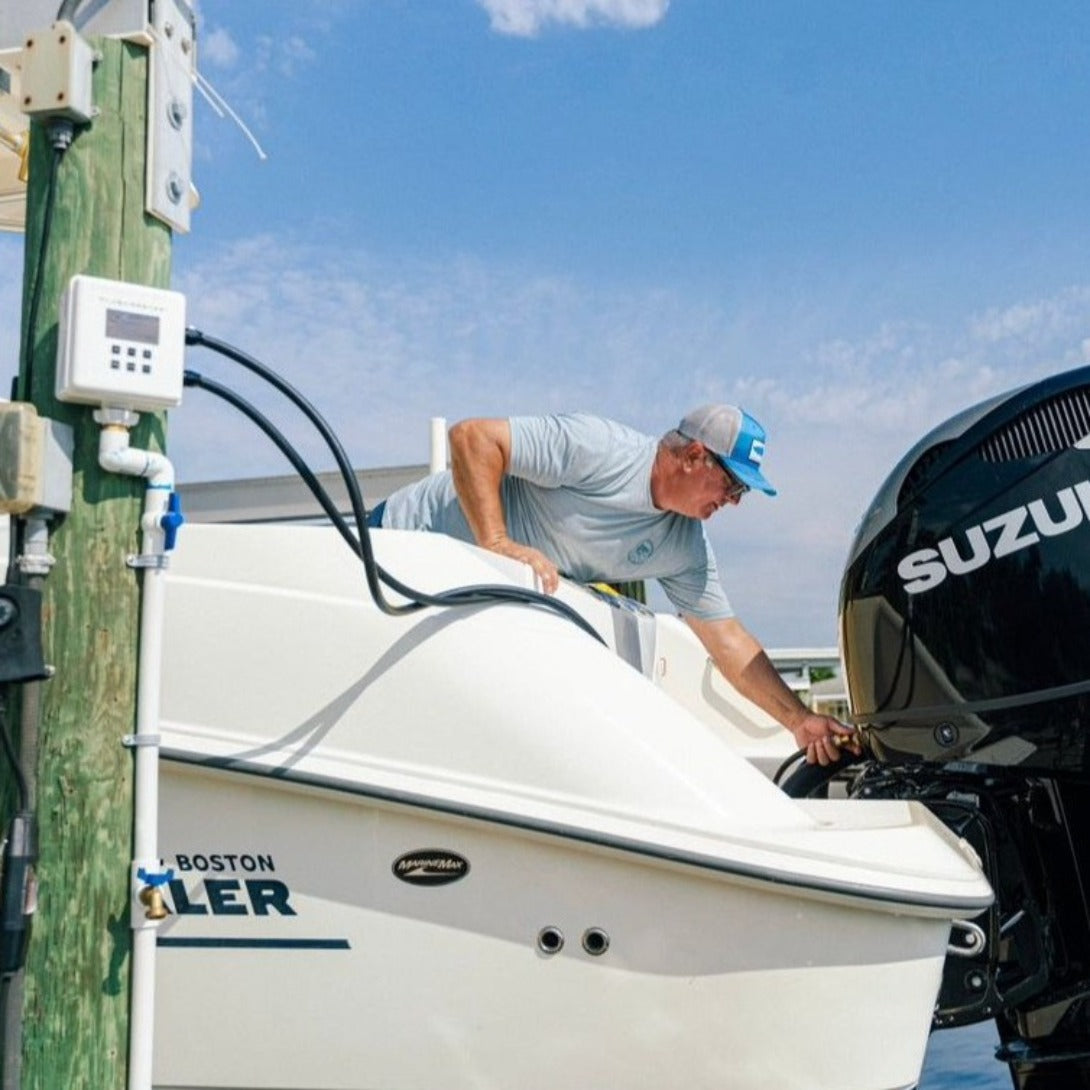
[977,387,1090,463]
[898,442,951,507]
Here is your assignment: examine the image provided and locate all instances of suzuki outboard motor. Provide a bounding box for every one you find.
[839,365,1090,1088]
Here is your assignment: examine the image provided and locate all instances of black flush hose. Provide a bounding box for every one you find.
[182,330,605,645]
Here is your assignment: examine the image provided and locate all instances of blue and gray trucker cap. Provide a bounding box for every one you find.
[677,404,777,496]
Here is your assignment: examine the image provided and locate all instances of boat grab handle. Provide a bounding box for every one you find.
[947,918,986,958]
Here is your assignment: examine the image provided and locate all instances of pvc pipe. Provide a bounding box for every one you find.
[98,426,173,490]
[127,547,166,1090]
[429,416,447,474]
[96,422,172,1090]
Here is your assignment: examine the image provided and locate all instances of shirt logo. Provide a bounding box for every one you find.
[628,539,654,565]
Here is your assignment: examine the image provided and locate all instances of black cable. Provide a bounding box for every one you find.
[183,371,371,562]
[181,364,606,643]
[182,365,604,639]
[772,748,806,787]
[0,697,27,815]
[20,121,75,403]
[184,330,411,614]
[0,690,28,1087]
[185,330,367,517]
[20,145,62,401]
[181,335,603,636]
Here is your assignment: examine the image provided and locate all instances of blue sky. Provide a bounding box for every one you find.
[4,0,1090,646]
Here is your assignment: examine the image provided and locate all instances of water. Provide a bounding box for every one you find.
[920,1023,1010,1088]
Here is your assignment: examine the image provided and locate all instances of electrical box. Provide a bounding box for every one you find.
[55,275,186,411]
[0,583,48,684]
[19,20,94,123]
[0,402,72,515]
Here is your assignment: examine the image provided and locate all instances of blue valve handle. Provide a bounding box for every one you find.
[136,867,175,888]
[160,491,184,551]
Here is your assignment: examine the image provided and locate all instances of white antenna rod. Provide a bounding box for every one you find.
[193,70,268,161]
[429,417,448,474]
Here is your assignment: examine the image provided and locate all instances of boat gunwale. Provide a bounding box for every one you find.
[161,747,995,918]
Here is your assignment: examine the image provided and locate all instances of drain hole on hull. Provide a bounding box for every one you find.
[582,928,610,956]
[537,926,565,955]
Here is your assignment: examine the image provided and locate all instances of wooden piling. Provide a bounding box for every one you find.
[11,36,171,1089]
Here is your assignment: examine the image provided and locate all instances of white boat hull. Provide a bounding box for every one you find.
[142,523,991,1090]
[155,763,943,1090]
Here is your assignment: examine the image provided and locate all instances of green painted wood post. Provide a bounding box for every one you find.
[12,37,171,1090]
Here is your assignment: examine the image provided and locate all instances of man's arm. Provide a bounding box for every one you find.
[685,614,857,765]
[448,418,561,592]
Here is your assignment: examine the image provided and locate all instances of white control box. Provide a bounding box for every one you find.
[55,275,186,410]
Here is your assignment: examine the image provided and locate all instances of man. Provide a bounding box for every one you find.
[374,405,856,765]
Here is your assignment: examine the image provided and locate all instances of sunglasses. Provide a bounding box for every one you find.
[704,451,750,500]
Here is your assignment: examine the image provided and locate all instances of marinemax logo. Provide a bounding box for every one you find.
[392,849,470,887]
[898,479,1090,596]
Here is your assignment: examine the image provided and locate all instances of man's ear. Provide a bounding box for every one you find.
[682,441,704,470]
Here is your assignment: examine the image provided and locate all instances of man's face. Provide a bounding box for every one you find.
[678,450,749,520]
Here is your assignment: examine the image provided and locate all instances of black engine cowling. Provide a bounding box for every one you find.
[840,365,1090,771]
[837,366,1090,1088]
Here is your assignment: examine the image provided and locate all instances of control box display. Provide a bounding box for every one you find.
[55,274,186,410]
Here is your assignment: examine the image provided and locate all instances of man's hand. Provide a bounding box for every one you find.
[488,537,560,594]
[790,711,861,766]
[685,616,860,765]
[447,419,562,594]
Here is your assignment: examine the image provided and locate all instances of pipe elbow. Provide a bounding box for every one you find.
[142,452,174,490]
[97,429,174,488]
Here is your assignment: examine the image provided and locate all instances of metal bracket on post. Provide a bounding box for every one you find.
[121,733,161,748]
[146,0,196,232]
[126,553,169,570]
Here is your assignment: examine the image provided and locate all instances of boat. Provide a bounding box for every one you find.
[138,517,991,1090]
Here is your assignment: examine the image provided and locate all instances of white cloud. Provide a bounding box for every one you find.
[163,235,1090,642]
[279,35,318,77]
[169,235,741,476]
[254,34,317,79]
[2,229,1086,644]
[200,27,240,69]
[477,0,670,37]
[190,14,331,157]
[968,286,1090,350]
